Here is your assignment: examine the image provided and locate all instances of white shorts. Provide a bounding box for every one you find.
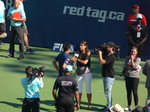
[76,72,92,93]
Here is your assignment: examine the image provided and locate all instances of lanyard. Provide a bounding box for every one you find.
[136,26,141,32]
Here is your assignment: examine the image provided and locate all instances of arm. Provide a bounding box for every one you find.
[74,91,80,110]
[52,59,59,72]
[97,51,106,64]
[76,52,91,65]
[138,37,147,46]
[52,89,58,101]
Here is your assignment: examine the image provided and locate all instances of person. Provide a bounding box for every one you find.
[71,41,92,109]
[143,103,150,112]
[0,0,6,45]
[110,104,124,112]
[21,66,44,112]
[52,65,80,112]
[6,0,26,60]
[127,4,147,26]
[19,0,36,53]
[132,106,143,112]
[52,42,71,77]
[127,14,148,57]
[142,60,150,105]
[122,46,141,111]
[97,42,116,111]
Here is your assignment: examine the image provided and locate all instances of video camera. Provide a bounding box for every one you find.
[29,66,46,80]
[94,42,121,55]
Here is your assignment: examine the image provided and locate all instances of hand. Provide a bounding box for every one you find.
[39,72,44,77]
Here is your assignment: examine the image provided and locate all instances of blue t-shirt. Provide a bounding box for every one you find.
[7,6,26,26]
[21,78,42,98]
[55,52,70,77]
[0,1,5,23]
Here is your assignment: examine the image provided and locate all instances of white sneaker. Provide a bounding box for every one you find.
[124,106,132,111]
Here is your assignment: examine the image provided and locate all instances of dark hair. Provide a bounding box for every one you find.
[25,66,32,75]
[80,41,89,52]
[63,42,71,52]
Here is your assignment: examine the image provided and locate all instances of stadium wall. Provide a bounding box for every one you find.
[3,0,150,60]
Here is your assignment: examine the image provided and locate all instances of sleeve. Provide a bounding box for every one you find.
[132,57,141,69]
[7,8,11,17]
[142,61,148,76]
[55,54,60,61]
[143,26,148,38]
[142,14,147,25]
[105,54,115,64]
[38,78,44,89]
[64,54,70,64]
[20,8,26,19]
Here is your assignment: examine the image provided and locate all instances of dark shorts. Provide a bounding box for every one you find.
[0,23,6,32]
[22,22,28,33]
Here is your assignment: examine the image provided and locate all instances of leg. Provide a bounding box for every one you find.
[76,75,84,106]
[16,26,24,58]
[103,77,115,108]
[146,87,150,105]
[138,44,144,58]
[125,77,132,106]
[85,73,92,106]
[132,78,139,106]
[22,98,32,112]
[32,98,40,112]
[24,33,30,50]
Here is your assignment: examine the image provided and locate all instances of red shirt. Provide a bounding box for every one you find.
[127,13,147,25]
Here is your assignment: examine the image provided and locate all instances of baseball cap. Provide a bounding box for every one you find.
[64,65,73,71]
[107,42,116,48]
[132,5,140,9]
[136,14,142,19]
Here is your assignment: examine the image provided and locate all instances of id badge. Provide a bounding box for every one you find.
[137,32,141,38]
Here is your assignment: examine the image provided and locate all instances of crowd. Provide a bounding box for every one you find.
[1,0,149,112]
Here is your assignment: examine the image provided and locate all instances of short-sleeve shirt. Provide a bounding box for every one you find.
[55,52,70,77]
[0,0,5,23]
[7,7,26,26]
[102,54,115,78]
[21,77,42,98]
[127,22,148,43]
[127,13,147,25]
[53,75,78,97]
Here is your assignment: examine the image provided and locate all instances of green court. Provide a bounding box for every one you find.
[0,43,147,112]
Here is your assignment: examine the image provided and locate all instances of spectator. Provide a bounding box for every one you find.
[132,106,143,112]
[52,42,71,77]
[6,0,26,60]
[97,42,116,111]
[71,41,92,110]
[127,4,147,26]
[127,14,148,57]
[142,60,150,105]
[52,65,80,112]
[21,66,44,112]
[123,47,141,111]
[0,0,6,45]
[19,0,36,53]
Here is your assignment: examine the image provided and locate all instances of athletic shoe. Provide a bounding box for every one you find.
[26,48,36,53]
[124,106,132,111]
[87,106,92,110]
[8,49,18,53]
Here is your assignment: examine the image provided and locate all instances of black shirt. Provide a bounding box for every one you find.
[53,74,78,97]
[128,22,148,43]
[102,54,115,78]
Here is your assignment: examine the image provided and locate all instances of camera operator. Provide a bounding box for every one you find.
[21,66,44,112]
[52,65,80,112]
[97,42,116,111]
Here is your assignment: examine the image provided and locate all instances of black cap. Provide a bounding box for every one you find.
[107,42,116,48]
